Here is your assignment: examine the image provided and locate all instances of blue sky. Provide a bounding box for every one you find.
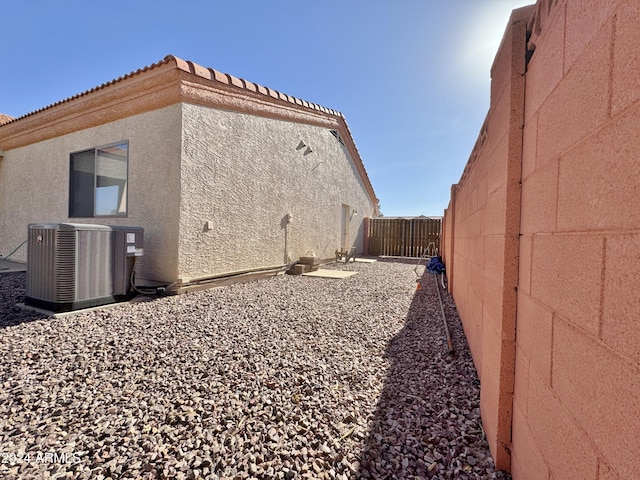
[1,0,532,217]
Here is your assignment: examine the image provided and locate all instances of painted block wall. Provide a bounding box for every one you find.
[443,0,640,477]
[442,6,529,470]
[513,1,640,478]
[178,103,376,281]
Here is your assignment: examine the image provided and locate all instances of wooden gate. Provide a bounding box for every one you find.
[367,217,441,257]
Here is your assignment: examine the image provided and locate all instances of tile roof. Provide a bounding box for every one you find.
[171,55,344,118]
[0,55,378,211]
[1,55,344,125]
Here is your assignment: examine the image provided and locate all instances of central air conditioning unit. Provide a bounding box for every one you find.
[25,223,144,313]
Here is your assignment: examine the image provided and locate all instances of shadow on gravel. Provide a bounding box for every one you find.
[357,269,510,479]
[0,272,50,328]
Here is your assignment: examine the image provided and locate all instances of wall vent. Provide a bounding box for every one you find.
[330,129,345,146]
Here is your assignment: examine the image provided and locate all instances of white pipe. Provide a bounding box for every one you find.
[434,273,454,354]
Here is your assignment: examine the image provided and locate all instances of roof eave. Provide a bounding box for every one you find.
[0,55,377,208]
[0,59,181,151]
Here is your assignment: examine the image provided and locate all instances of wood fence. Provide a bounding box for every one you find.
[367,217,441,257]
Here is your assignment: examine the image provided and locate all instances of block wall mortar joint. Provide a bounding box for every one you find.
[597,237,607,340]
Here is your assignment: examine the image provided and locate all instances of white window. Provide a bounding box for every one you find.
[69,141,128,217]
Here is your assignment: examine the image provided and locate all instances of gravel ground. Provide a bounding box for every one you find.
[0,259,509,479]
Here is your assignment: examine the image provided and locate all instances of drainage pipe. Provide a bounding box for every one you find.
[131,259,296,295]
[433,272,454,354]
[170,262,297,293]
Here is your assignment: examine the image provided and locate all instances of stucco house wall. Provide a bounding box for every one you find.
[178,103,375,281]
[0,55,377,287]
[0,105,182,282]
[442,0,640,478]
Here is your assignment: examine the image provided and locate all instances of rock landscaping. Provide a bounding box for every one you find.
[0,259,509,479]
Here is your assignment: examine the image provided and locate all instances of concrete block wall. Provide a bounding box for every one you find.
[442,1,640,477]
[513,1,640,478]
[443,6,529,470]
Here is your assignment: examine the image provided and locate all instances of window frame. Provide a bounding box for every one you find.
[68,140,129,218]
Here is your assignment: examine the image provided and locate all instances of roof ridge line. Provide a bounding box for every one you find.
[2,55,345,125]
[165,54,343,118]
[1,56,174,125]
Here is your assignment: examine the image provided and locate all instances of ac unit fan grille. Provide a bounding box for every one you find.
[55,230,76,302]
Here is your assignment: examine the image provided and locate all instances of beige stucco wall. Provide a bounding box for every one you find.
[0,104,182,282]
[178,103,376,281]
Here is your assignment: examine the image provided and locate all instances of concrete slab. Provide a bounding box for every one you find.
[18,296,149,318]
[302,269,357,279]
[0,260,27,273]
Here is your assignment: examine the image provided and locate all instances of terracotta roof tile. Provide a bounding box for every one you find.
[227,73,244,89]
[173,56,192,73]
[0,57,173,125]
[187,61,212,80]
[1,55,350,126]
[0,54,377,213]
[209,68,229,85]
[242,80,257,93]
